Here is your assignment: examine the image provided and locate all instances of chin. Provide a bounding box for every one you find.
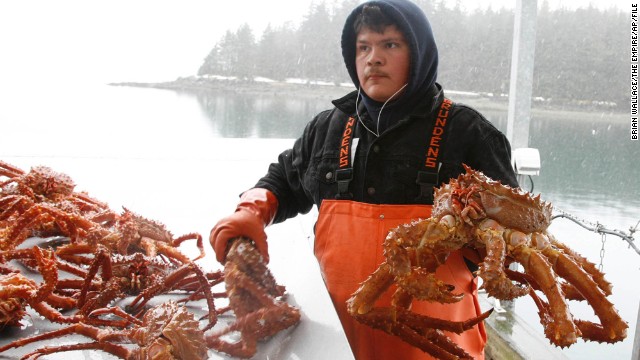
[368,93,393,102]
[364,84,404,103]
[364,89,390,102]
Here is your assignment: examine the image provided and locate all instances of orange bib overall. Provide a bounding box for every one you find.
[314,200,486,360]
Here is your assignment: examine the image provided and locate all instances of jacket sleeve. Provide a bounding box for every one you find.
[253,114,323,224]
[469,130,519,188]
[448,104,519,188]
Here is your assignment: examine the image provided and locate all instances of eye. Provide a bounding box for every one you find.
[357,44,370,53]
[386,42,399,49]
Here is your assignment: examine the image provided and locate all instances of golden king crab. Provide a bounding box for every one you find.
[348,165,627,357]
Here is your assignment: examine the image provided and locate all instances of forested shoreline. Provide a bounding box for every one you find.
[196,0,627,111]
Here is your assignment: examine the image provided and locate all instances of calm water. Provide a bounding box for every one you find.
[0,83,638,359]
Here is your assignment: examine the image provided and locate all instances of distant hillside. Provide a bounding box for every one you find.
[195,0,627,111]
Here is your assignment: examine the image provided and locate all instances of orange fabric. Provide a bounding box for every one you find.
[210,209,269,263]
[314,199,486,360]
[210,189,278,263]
[237,188,279,226]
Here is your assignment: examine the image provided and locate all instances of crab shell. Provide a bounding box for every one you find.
[433,165,552,234]
[132,301,208,360]
[23,166,76,199]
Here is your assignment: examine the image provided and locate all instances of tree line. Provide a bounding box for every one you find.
[198,0,628,108]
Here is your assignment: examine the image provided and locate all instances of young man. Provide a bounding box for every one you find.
[210,0,517,358]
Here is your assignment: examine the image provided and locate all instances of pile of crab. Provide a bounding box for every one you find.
[0,160,300,359]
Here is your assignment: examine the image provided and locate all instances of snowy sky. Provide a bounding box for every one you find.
[0,0,630,87]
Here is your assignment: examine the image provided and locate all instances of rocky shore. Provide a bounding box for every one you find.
[110,75,512,111]
[110,76,352,102]
[110,76,626,122]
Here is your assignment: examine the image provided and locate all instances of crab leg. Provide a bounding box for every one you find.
[206,334,258,359]
[1,324,133,359]
[0,160,25,178]
[395,323,472,360]
[129,262,219,330]
[398,307,493,334]
[347,262,395,315]
[55,243,102,266]
[22,342,132,360]
[475,219,529,300]
[0,196,34,222]
[509,233,580,347]
[350,307,480,360]
[77,246,112,308]
[533,233,628,343]
[547,234,612,295]
[172,232,206,260]
[574,320,627,344]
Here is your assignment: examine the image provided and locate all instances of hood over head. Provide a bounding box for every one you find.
[341,0,438,129]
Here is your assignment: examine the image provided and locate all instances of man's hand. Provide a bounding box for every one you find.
[209,188,278,263]
[210,209,269,263]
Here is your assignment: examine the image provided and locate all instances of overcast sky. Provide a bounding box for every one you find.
[0,0,630,88]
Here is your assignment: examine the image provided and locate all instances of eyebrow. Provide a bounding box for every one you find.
[356,36,405,44]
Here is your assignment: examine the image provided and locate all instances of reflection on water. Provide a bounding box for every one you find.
[195,90,330,138]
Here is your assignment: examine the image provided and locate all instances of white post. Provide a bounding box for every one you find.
[505,1,539,312]
[506,0,538,150]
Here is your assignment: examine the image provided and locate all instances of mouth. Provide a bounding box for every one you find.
[366,71,387,81]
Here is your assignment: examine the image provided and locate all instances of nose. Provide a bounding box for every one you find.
[366,46,383,66]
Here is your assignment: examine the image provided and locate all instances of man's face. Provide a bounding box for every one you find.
[355,25,410,102]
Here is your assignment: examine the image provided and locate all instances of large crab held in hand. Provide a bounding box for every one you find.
[348,165,627,357]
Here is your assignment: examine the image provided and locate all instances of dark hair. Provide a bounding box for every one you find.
[353,5,395,34]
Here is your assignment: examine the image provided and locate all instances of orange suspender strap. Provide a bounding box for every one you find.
[416,98,453,202]
[335,116,356,200]
[335,98,453,201]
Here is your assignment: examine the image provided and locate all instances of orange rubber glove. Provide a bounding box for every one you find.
[210,188,278,263]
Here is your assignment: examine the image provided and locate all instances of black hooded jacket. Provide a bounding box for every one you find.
[254,0,517,224]
[341,0,438,130]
